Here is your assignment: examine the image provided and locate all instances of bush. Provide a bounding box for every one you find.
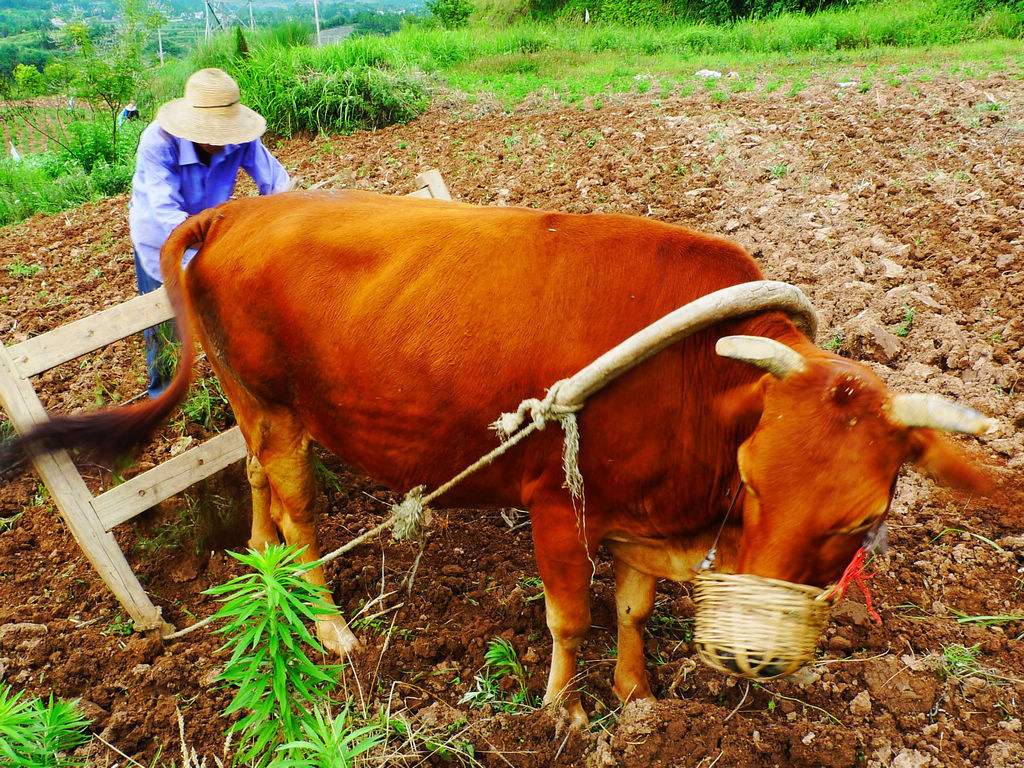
[428,0,475,27]
[89,160,135,196]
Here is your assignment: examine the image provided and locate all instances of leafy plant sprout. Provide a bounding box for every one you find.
[460,637,536,713]
[205,544,343,766]
[0,685,91,768]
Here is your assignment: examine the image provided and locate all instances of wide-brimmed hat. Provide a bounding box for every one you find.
[156,68,266,145]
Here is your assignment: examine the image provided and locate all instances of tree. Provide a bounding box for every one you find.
[58,0,165,153]
[426,0,474,28]
[6,0,164,164]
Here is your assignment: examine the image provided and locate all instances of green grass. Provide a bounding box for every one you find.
[177,377,231,432]
[0,117,143,228]
[149,0,1024,127]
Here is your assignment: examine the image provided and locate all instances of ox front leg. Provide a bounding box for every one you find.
[532,504,596,727]
[612,557,656,703]
[260,430,360,657]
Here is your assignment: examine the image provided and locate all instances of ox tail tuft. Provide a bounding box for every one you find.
[0,210,218,471]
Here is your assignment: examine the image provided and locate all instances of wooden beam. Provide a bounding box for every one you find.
[0,344,169,632]
[92,427,248,531]
[9,289,172,379]
[415,169,452,201]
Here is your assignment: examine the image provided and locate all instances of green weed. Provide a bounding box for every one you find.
[133,491,237,557]
[102,613,134,637]
[6,261,42,279]
[0,512,22,533]
[206,544,343,767]
[824,332,844,352]
[894,305,915,337]
[950,611,1024,627]
[769,162,790,178]
[177,377,230,432]
[930,527,1005,552]
[311,451,345,497]
[941,643,984,679]
[0,684,91,768]
[460,637,536,712]
[276,704,383,768]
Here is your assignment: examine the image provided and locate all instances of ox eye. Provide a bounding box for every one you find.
[835,516,880,537]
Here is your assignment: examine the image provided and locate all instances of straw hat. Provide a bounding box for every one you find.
[156,68,265,145]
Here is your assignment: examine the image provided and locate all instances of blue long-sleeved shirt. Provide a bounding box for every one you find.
[128,122,290,282]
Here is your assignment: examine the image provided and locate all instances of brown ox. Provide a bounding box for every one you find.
[10,190,995,722]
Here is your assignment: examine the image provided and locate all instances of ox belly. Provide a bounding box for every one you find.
[605,527,739,582]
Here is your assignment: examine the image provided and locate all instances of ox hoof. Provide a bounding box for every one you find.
[315,618,361,656]
[613,679,653,704]
[566,701,589,728]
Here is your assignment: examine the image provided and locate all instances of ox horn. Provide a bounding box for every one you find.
[715,335,807,379]
[889,394,998,436]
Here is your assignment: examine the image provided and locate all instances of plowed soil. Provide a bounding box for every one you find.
[1,68,1023,768]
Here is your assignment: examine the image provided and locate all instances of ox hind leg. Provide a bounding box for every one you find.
[611,557,656,703]
[246,454,279,551]
[532,497,598,726]
[235,404,360,656]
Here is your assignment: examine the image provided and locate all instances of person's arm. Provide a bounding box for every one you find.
[241,138,291,195]
[129,130,189,282]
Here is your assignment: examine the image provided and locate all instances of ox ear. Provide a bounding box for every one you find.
[714,377,767,430]
[907,429,994,495]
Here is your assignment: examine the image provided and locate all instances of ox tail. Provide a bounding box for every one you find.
[0,210,216,469]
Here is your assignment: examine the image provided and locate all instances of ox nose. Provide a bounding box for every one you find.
[717,651,791,679]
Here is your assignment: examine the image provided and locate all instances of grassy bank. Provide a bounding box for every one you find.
[3,0,1022,228]
[150,0,1024,135]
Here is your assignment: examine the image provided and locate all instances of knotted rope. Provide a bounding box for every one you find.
[316,380,583,568]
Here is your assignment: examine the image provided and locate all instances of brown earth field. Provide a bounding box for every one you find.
[1,68,1023,768]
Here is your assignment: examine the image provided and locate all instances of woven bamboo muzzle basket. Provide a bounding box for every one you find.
[692,571,830,679]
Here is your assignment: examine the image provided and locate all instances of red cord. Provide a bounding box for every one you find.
[824,546,882,624]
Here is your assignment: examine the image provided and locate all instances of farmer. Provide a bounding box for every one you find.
[129,67,291,398]
[117,101,139,127]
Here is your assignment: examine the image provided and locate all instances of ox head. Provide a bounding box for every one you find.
[716,334,996,591]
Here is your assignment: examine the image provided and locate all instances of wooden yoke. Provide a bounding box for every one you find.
[0,170,453,635]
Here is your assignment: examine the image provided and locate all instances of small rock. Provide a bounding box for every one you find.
[998,718,1022,732]
[787,666,819,686]
[879,257,905,278]
[850,690,872,716]
[76,700,110,729]
[961,676,986,697]
[909,291,941,310]
[892,748,932,768]
[844,310,902,363]
[851,255,866,277]
[724,218,740,233]
[0,623,47,646]
[802,732,816,745]
[832,600,871,627]
[695,69,722,79]
[200,666,222,688]
[838,81,858,88]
